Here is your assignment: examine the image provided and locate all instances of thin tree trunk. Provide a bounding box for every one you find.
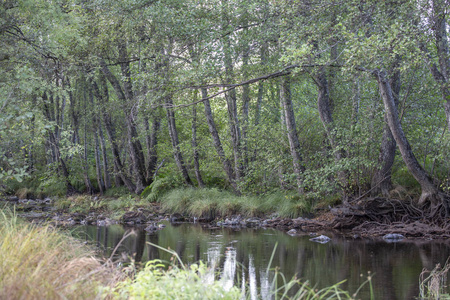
[99,55,147,193]
[166,96,193,186]
[89,88,105,194]
[192,90,205,187]
[98,122,111,189]
[202,88,239,193]
[145,116,160,182]
[280,76,304,194]
[91,78,136,192]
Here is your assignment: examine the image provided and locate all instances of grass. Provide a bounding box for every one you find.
[0,208,121,299]
[419,261,450,300]
[158,187,328,219]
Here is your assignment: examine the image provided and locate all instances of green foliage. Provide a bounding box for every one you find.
[144,175,184,203]
[110,260,241,300]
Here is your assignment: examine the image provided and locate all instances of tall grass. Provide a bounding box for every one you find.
[0,209,119,299]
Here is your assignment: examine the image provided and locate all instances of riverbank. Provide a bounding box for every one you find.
[2,187,449,240]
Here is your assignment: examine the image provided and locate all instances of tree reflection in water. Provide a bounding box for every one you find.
[71,223,450,299]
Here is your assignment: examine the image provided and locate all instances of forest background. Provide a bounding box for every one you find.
[1,0,450,220]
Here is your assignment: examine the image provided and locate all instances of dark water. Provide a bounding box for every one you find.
[71,223,450,299]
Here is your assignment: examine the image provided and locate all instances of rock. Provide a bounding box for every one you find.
[310,235,331,244]
[170,213,184,223]
[287,229,297,235]
[383,233,405,242]
[7,196,19,202]
[121,211,147,224]
[44,198,52,204]
[245,218,261,227]
[145,224,159,232]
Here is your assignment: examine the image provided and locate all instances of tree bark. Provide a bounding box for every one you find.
[99,55,147,194]
[91,77,136,192]
[144,115,160,182]
[374,70,443,207]
[166,95,193,186]
[202,88,239,193]
[192,90,205,187]
[371,65,400,197]
[315,69,348,196]
[280,76,304,194]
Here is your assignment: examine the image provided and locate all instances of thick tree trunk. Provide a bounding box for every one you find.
[191,93,205,188]
[280,76,304,194]
[202,88,239,193]
[371,66,400,196]
[374,70,443,207]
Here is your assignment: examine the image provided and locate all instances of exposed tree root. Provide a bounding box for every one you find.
[288,196,450,238]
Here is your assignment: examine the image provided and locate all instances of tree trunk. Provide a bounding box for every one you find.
[315,69,348,197]
[89,88,105,194]
[280,76,304,194]
[99,56,147,194]
[429,0,450,133]
[144,115,160,182]
[165,96,193,186]
[202,88,239,193]
[192,91,205,188]
[371,65,400,197]
[98,122,111,189]
[374,70,444,208]
[91,77,136,192]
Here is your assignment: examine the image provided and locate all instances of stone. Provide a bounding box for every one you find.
[287,229,297,235]
[382,233,405,242]
[309,235,331,244]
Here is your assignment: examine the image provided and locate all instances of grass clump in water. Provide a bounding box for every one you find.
[0,209,119,299]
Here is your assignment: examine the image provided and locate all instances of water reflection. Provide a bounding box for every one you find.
[71,224,450,299]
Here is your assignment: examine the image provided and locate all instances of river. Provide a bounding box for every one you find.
[71,222,450,299]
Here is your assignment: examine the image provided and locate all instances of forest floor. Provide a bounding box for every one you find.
[2,194,450,241]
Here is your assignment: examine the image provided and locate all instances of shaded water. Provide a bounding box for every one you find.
[72,223,450,299]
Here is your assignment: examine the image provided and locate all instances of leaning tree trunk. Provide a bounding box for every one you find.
[280,76,304,194]
[371,63,400,197]
[374,70,446,213]
[202,88,239,194]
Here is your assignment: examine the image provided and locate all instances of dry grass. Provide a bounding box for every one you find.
[0,210,122,299]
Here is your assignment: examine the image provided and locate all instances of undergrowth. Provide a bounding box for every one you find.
[0,208,120,299]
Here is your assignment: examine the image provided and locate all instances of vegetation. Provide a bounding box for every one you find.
[1,209,377,299]
[1,0,450,221]
[0,209,120,299]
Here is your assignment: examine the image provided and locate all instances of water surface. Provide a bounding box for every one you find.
[71,223,450,299]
